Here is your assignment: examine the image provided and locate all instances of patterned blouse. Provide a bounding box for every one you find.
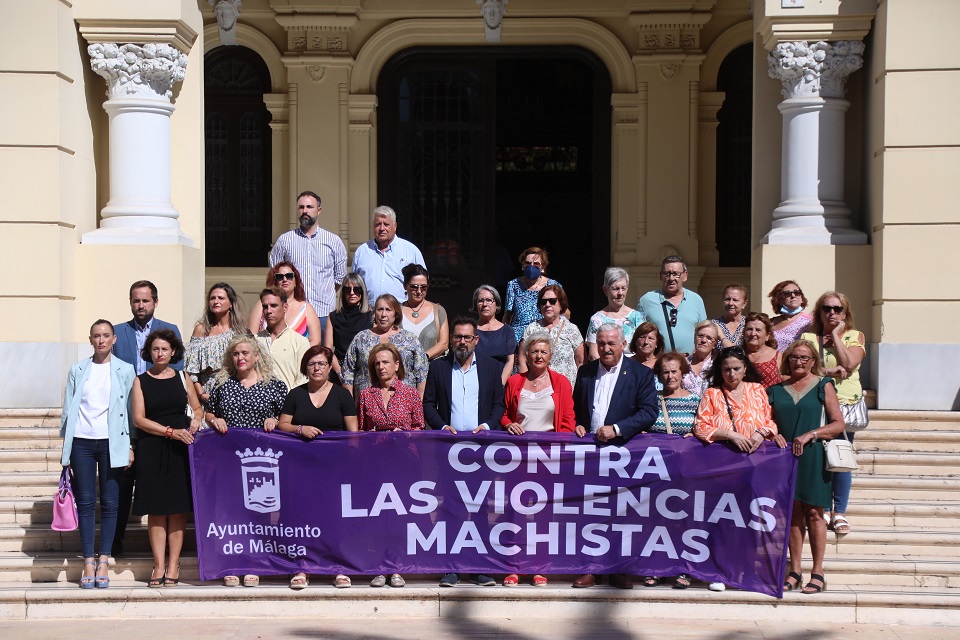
[694,383,778,443]
[521,317,584,388]
[505,277,560,342]
[585,309,646,352]
[682,353,714,397]
[208,376,288,429]
[342,329,429,394]
[712,317,745,350]
[184,329,237,396]
[773,313,813,352]
[356,379,425,432]
[649,394,700,436]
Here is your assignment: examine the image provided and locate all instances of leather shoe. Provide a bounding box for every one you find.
[609,573,634,590]
[572,574,596,588]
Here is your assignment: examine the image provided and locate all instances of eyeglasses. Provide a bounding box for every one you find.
[477,297,496,306]
[788,355,813,363]
[695,333,716,342]
[821,305,844,314]
[661,271,685,279]
[782,289,803,298]
[343,286,363,295]
[524,260,543,268]
[451,335,476,343]
[307,361,330,369]
[274,272,296,282]
[540,298,559,306]
[669,308,678,327]
[408,284,428,291]
[720,346,745,357]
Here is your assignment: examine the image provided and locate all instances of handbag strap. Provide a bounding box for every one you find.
[721,388,737,431]
[178,370,190,395]
[659,396,673,435]
[660,301,677,352]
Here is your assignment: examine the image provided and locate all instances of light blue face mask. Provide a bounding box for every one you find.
[779,305,804,316]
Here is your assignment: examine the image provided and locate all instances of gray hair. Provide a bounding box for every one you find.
[372,205,397,224]
[596,323,625,343]
[524,333,553,355]
[603,267,629,289]
[661,255,687,272]
[472,284,502,312]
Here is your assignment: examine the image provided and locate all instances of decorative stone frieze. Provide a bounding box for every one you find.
[209,0,241,46]
[275,14,358,54]
[767,40,864,99]
[88,43,188,100]
[628,9,713,54]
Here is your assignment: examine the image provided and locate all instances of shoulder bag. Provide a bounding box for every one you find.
[659,396,673,435]
[823,397,858,472]
[177,370,194,419]
[51,467,78,532]
[818,336,869,431]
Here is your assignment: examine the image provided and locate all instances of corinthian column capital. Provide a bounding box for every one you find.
[767,40,864,99]
[88,43,188,101]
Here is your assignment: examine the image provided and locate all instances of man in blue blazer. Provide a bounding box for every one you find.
[110,280,183,556]
[571,323,658,590]
[424,316,505,433]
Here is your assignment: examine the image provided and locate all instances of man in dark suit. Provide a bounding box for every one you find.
[571,322,658,589]
[111,280,183,556]
[423,316,505,587]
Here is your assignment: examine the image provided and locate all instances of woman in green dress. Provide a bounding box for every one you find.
[769,339,844,594]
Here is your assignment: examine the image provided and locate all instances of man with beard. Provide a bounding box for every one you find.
[111,280,183,556]
[637,255,706,354]
[269,191,347,328]
[351,205,425,302]
[423,316,505,587]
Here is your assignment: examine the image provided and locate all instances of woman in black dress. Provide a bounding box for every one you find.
[131,329,203,588]
[277,345,358,589]
[324,272,373,382]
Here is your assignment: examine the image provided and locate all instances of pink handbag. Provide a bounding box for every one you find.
[51,468,78,532]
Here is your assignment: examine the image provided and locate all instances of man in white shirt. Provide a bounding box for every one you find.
[352,205,425,302]
[255,287,309,391]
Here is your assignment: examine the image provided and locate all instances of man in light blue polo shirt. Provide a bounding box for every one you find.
[637,255,707,354]
[352,205,425,303]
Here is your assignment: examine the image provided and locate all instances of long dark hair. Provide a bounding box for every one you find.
[708,346,762,388]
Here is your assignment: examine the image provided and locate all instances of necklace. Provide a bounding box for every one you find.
[530,371,549,389]
[411,300,426,318]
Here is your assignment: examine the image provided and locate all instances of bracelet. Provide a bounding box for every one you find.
[813,430,818,442]
[165,427,173,439]
[296,425,303,436]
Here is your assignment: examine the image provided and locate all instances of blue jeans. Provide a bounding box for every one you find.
[831,431,856,514]
[69,438,121,558]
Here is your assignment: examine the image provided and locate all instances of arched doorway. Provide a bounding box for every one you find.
[377,47,612,326]
[715,44,753,267]
[204,46,273,267]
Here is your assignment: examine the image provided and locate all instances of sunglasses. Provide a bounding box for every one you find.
[343,286,363,295]
[274,272,296,282]
[540,298,559,306]
[821,305,844,314]
[782,289,803,298]
[669,308,678,327]
[408,284,428,291]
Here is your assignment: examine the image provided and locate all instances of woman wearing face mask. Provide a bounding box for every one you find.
[769,281,813,352]
[342,294,428,397]
[503,247,564,343]
[585,267,646,361]
[711,284,748,349]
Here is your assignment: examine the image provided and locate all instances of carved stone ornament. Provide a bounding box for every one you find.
[478,0,507,43]
[88,43,188,100]
[308,65,325,83]
[209,0,242,46]
[659,64,680,80]
[767,40,865,99]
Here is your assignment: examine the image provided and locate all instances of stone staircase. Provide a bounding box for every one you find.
[0,409,959,625]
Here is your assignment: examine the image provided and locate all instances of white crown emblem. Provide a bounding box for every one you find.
[236,447,283,514]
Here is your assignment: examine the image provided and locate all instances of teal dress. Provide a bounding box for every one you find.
[767,377,834,508]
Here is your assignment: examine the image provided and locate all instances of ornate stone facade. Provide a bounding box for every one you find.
[767,40,865,99]
[88,43,188,100]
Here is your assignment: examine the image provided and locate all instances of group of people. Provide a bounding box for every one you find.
[60,194,866,596]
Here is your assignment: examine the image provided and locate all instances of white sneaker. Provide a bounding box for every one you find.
[708,582,726,592]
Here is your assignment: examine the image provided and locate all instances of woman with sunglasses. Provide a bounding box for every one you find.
[400,264,449,361]
[248,262,322,346]
[503,247,563,343]
[324,273,373,380]
[768,280,813,352]
[769,340,845,594]
[801,291,865,535]
[518,285,583,388]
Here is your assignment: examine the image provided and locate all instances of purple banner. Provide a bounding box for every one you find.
[189,429,797,597]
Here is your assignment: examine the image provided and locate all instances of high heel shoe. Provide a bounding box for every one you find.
[163,564,181,587]
[95,559,110,589]
[80,559,96,589]
[148,567,165,588]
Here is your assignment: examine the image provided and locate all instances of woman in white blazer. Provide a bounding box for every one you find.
[60,319,136,589]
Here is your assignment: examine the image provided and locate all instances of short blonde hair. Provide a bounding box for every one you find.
[779,340,824,376]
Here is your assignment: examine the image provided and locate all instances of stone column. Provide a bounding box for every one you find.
[763,40,867,245]
[84,43,192,246]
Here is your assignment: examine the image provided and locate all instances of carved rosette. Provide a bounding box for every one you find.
[88,43,188,101]
[767,40,865,99]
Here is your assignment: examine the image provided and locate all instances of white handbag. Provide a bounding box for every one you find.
[824,430,858,472]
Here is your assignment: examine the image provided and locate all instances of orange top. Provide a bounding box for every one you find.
[694,383,778,443]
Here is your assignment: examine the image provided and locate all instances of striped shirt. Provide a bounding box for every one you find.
[269,226,347,317]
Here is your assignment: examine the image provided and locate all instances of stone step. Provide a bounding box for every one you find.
[855,451,960,477]
[1,580,960,626]
[0,428,62,451]
[0,473,60,498]
[855,429,960,453]
[866,411,960,432]
[0,525,196,554]
[850,474,960,500]
[826,526,960,556]
[0,450,61,473]
[0,410,61,429]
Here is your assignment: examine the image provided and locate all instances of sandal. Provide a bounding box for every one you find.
[673,574,691,589]
[783,571,802,592]
[163,564,180,587]
[80,559,97,589]
[641,576,660,587]
[802,573,827,594]
[831,515,851,534]
[95,559,110,589]
[334,574,351,588]
[223,575,240,587]
[503,574,519,587]
[149,567,165,589]
[532,574,548,587]
[243,574,259,587]
[290,573,308,590]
